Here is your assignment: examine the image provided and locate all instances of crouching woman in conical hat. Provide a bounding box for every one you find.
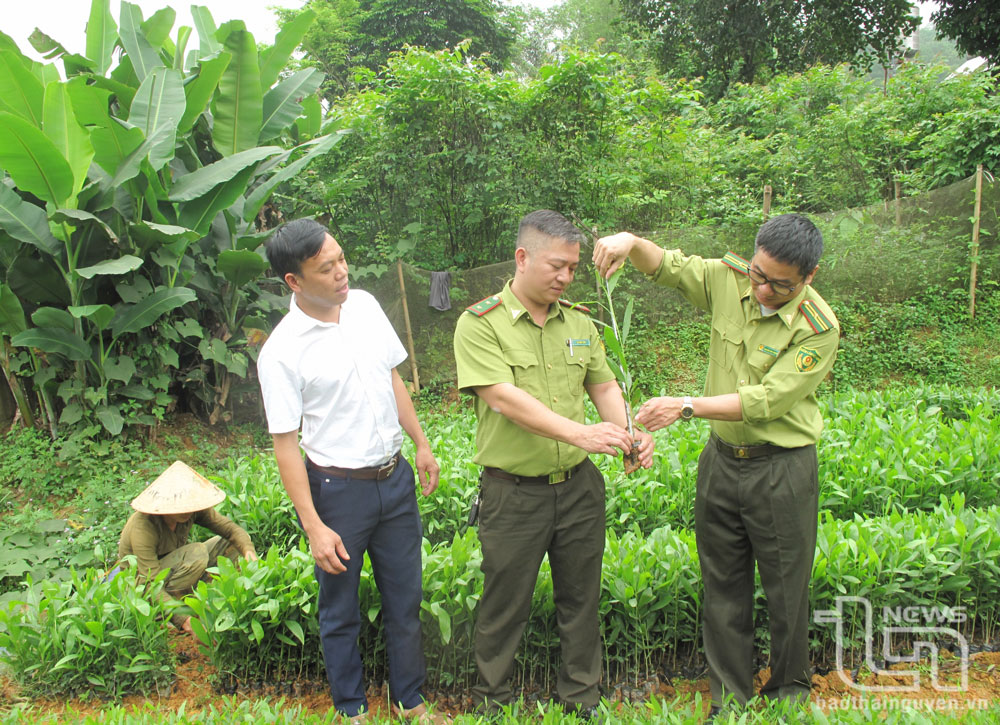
[118,460,258,635]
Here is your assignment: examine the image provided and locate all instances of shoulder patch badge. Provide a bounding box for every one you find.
[559,299,591,313]
[799,300,834,333]
[466,295,501,317]
[795,346,821,372]
[721,251,750,276]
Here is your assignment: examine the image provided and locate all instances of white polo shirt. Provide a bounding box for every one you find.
[257,289,407,468]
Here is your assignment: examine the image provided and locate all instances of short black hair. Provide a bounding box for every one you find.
[265,219,329,282]
[517,210,584,253]
[754,213,823,278]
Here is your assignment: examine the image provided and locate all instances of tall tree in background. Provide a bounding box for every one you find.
[619,0,920,97]
[932,0,1000,68]
[277,0,515,99]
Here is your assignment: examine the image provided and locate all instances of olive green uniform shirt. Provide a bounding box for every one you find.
[454,281,616,476]
[649,250,840,447]
[118,507,253,584]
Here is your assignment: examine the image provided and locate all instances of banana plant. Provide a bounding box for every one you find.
[0,0,340,434]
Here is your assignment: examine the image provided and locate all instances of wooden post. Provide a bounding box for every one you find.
[396,259,420,392]
[969,164,984,319]
[894,179,902,225]
[762,185,772,220]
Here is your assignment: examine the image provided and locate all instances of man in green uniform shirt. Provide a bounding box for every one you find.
[454,210,653,714]
[593,214,839,713]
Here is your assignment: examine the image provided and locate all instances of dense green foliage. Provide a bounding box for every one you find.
[931,0,1000,68]
[618,0,918,98]
[3,385,997,702]
[284,48,998,273]
[0,0,337,438]
[0,567,175,698]
[276,0,516,99]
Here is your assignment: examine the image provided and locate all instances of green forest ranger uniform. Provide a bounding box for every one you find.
[454,280,616,709]
[649,249,839,707]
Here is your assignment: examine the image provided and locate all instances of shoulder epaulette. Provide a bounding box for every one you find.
[559,299,591,313]
[799,299,834,333]
[721,251,750,276]
[465,295,502,317]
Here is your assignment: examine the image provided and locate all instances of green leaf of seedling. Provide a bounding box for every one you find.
[214,610,235,632]
[285,619,305,645]
[602,325,624,361]
[621,297,634,345]
[250,618,264,643]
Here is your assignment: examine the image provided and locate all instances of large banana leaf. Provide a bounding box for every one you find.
[11,327,91,361]
[86,0,117,77]
[179,51,230,133]
[107,124,174,188]
[168,146,282,202]
[0,183,61,256]
[260,68,324,142]
[178,165,256,235]
[217,249,268,289]
[110,286,196,339]
[295,95,322,139]
[0,113,74,207]
[5,256,69,305]
[243,133,344,222]
[0,283,27,335]
[27,31,95,77]
[0,50,45,127]
[65,77,113,127]
[128,67,184,170]
[69,303,115,332]
[119,1,162,83]
[75,255,143,279]
[211,30,262,157]
[141,7,176,47]
[50,209,118,244]
[91,120,144,177]
[191,5,221,56]
[174,26,191,71]
[42,82,95,198]
[32,306,75,329]
[258,8,317,89]
[128,221,201,250]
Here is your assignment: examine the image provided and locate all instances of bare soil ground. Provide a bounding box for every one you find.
[3,632,998,721]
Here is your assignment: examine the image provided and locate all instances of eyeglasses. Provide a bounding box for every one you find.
[747,261,800,296]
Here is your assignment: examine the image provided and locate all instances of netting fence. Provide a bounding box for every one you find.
[363,174,998,390]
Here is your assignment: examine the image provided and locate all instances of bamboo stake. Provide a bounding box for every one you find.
[894,179,902,225]
[969,164,984,319]
[763,185,772,220]
[396,259,420,393]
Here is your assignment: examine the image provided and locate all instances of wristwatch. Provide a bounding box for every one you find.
[680,396,695,421]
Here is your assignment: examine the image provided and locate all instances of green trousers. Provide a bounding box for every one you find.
[160,535,239,597]
[473,459,606,709]
[695,440,818,707]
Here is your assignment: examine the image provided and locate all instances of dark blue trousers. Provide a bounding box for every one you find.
[307,456,426,716]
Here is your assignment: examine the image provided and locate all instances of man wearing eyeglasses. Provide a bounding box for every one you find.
[593,214,839,715]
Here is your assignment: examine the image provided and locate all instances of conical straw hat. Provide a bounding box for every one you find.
[130,460,226,514]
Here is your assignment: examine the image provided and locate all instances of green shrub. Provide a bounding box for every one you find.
[213,455,302,553]
[184,543,323,686]
[0,568,174,699]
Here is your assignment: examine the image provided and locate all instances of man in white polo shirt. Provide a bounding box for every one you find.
[257,219,442,723]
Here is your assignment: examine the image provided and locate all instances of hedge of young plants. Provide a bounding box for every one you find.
[1,384,997,699]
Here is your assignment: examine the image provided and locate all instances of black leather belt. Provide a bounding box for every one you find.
[484,461,586,485]
[712,434,786,460]
[308,451,401,480]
